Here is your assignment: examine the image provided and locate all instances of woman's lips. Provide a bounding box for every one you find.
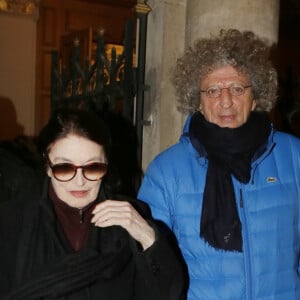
[70,190,89,198]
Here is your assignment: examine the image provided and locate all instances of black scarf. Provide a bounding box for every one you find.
[189,111,271,252]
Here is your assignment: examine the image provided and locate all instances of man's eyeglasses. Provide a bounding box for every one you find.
[48,159,108,182]
[200,83,252,99]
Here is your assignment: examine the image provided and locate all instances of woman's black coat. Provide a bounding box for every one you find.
[0,178,187,299]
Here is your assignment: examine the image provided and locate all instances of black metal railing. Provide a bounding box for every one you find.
[51,20,135,121]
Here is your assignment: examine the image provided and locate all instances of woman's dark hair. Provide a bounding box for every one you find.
[37,109,123,193]
[38,109,111,160]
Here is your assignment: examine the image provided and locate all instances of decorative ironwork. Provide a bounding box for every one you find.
[51,20,135,122]
[135,0,151,14]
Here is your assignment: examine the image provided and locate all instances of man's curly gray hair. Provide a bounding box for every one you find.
[172,29,278,113]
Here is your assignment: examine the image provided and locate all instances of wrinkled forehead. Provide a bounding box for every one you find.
[199,65,250,86]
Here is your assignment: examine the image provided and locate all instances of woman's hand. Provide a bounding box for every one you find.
[91,200,156,250]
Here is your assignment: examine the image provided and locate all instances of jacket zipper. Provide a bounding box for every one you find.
[239,138,274,299]
[79,209,84,224]
[239,188,253,300]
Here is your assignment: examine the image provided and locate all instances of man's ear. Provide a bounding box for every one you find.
[251,99,257,111]
[199,103,203,113]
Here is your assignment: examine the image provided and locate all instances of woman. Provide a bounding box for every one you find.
[0,109,186,299]
[138,29,300,299]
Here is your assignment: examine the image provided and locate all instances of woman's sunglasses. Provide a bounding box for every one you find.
[48,159,108,182]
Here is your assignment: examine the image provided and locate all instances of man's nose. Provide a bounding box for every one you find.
[219,88,233,108]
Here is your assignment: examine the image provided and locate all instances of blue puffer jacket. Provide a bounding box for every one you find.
[138,116,300,300]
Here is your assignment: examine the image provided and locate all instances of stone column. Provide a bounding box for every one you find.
[142,0,280,170]
[185,0,280,46]
[142,0,187,170]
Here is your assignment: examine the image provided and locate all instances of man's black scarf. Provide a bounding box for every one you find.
[189,111,271,252]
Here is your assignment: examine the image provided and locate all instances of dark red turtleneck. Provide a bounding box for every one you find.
[50,184,97,251]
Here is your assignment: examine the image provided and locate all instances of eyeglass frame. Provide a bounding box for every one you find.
[47,158,108,182]
[199,83,252,99]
